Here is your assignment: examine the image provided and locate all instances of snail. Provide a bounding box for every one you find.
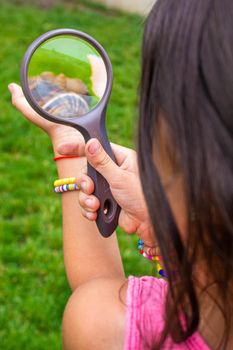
[29,76,63,106]
[40,72,88,95]
[29,72,90,118]
[43,92,89,118]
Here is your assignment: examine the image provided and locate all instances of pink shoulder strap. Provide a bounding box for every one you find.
[124,276,210,350]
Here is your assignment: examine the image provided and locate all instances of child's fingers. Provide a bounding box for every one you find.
[144,246,159,257]
[78,191,100,213]
[81,208,98,221]
[76,174,95,195]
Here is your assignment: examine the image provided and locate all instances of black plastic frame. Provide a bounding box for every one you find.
[20,29,120,237]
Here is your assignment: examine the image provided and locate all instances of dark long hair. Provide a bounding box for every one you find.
[138,0,233,348]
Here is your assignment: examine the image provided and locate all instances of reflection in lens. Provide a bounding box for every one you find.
[27,36,107,119]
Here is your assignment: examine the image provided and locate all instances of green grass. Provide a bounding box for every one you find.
[0,1,155,349]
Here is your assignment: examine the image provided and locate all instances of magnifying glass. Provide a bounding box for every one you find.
[20,28,121,238]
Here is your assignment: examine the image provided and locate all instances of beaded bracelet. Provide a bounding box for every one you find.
[138,239,166,277]
[54,177,76,187]
[54,183,78,193]
[54,177,78,194]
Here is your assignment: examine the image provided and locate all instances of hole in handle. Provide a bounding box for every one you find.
[103,199,113,218]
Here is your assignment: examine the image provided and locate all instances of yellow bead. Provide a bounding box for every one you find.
[54,177,76,187]
[157,264,162,271]
[68,177,76,184]
[152,256,160,262]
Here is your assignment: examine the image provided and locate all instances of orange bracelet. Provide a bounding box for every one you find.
[53,155,80,161]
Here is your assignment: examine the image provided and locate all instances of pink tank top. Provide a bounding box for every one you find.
[124,276,211,350]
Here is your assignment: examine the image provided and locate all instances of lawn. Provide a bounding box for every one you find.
[0,1,156,349]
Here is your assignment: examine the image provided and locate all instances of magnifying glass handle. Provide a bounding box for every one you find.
[87,163,121,237]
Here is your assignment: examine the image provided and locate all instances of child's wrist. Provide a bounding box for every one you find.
[50,137,62,158]
[55,156,86,179]
[49,129,68,157]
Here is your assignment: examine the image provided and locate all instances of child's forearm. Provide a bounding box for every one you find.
[55,157,125,291]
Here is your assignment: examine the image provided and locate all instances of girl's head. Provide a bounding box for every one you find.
[138,0,233,347]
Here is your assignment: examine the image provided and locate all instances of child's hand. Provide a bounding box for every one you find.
[77,139,157,253]
[8,83,85,157]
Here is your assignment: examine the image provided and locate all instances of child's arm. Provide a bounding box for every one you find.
[9,83,125,291]
[10,83,154,349]
[55,156,125,291]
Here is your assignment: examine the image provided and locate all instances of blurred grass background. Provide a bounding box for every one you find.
[0,1,156,348]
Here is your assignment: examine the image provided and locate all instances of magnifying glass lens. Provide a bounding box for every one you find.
[28,36,107,119]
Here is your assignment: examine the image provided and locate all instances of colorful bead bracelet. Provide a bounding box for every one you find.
[54,177,78,194]
[138,239,166,277]
[54,183,78,193]
[54,177,76,187]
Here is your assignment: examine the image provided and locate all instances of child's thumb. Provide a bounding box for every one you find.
[8,83,36,116]
[86,138,121,185]
[8,83,24,104]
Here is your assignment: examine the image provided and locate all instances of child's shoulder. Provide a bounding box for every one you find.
[62,277,128,350]
[62,276,166,350]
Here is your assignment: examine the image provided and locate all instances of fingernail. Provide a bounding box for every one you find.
[88,140,101,155]
[8,83,15,93]
[81,181,87,191]
[85,198,93,207]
